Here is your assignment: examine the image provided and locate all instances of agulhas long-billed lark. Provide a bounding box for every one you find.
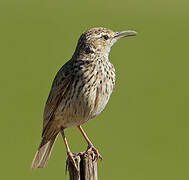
[31,27,137,171]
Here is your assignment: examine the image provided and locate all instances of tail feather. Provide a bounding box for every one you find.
[31,134,58,170]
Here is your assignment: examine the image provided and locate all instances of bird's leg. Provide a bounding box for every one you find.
[60,127,79,173]
[77,125,102,160]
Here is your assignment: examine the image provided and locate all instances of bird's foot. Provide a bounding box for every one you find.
[66,151,80,175]
[87,144,103,161]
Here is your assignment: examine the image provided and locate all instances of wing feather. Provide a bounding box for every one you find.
[42,65,72,135]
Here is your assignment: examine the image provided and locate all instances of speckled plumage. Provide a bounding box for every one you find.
[51,58,115,129]
[31,27,137,170]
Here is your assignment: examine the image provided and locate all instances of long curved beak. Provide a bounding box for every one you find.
[114,30,137,39]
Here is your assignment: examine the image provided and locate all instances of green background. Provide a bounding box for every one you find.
[1,0,189,179]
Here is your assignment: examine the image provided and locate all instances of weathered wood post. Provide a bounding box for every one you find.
[67,150,98,180]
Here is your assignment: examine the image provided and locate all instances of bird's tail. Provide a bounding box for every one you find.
[31,133,58,170]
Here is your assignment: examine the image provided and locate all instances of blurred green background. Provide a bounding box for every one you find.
[1,0,189,179]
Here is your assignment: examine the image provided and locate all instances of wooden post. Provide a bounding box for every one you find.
[67,150,98,180]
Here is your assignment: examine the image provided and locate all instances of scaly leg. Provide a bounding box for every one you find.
[60,127,79,173]
[77,125,102,160]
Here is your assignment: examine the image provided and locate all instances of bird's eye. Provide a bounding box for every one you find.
[102,35,109,40]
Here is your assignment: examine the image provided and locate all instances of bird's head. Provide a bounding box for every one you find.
[74,27,137,58]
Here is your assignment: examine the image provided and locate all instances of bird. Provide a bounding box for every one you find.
[31,27,137,171]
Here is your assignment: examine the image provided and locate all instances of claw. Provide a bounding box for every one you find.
[87,145,103,161]
[60,128,80,175]
[67,151,80,175]
[77,126,103,161]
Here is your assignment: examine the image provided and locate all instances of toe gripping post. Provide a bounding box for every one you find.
[67,149,98,180]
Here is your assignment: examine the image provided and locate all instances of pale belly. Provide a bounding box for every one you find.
[54,79,113,129]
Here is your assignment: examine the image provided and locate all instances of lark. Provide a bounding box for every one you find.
[31,27,137,171]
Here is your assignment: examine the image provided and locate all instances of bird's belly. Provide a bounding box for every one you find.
[54,82,113,129]
[54,100,90,128]
[90,88,111,118]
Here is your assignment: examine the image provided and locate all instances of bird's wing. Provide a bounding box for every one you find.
[42,65,72,136]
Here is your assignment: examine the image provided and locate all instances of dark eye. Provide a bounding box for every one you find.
[85,46,94,54]
[103,35,109,40]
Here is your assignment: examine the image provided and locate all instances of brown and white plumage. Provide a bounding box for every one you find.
[31,27,137,170]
